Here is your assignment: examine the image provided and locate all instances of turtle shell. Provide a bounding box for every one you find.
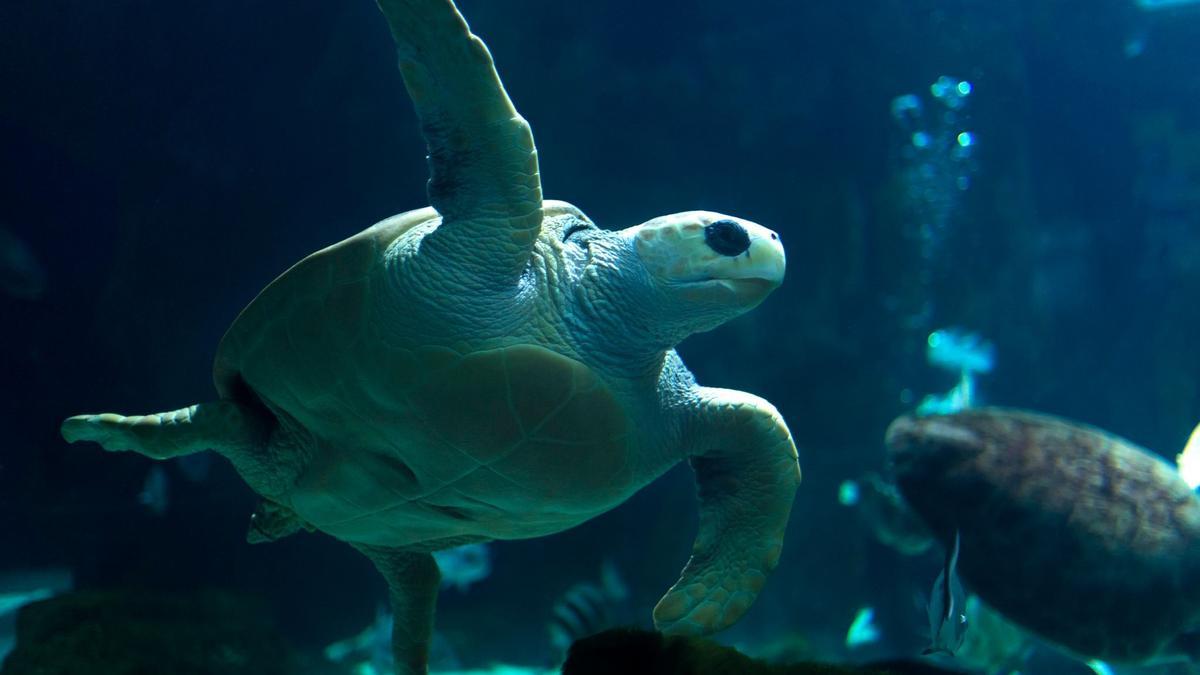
[213,210,635,547]
[889,409,1200,662]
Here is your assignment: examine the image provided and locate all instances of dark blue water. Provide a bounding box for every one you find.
[2,1,1198,673]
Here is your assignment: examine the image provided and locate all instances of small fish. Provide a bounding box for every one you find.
[324,604,461,674]
[845,606,882,648]
[431,542,491,592]
[917,328,994,416]
[925,328,994,376]
[138,465,169,517]
[923,530,968,657]
[324,603,392,667]
[548,561,629,657]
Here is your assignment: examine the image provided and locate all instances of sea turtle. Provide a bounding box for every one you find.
[885,408,1200,663]
[60,0,801,672]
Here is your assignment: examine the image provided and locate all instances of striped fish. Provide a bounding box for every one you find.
[548,561,629,657]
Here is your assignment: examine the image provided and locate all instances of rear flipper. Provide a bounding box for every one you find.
[354,544,441,675]
[247,499,312,544]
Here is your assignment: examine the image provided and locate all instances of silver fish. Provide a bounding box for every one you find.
[924,530,968,656]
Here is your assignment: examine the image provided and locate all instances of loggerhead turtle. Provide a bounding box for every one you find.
[886,408,1200,663]
[61,0,801,672]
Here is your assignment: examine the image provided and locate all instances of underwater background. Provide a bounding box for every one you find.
[2,0,1199,673]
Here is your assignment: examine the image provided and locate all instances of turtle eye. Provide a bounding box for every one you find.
[704,219,751,256]
[562,223,593,243]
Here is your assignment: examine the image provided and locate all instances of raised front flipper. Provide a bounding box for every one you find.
[375,0,542,280]
[353,544,441,675]
[654,388,801,635]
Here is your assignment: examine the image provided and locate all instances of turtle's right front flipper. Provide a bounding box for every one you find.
[375,0,543,281]
[654,387,801,636]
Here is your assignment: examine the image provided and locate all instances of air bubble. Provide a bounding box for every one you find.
[930,76,956,99]
[890,94,922,122]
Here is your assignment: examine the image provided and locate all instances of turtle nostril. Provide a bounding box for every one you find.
[704,219,751,257]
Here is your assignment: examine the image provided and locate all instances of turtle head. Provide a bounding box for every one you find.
[545,202,785,363]
[625,211,785,337]
[630,211,785,308]
[551,205,786,360]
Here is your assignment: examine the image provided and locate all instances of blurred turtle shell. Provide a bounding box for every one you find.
[885,407,1200,663]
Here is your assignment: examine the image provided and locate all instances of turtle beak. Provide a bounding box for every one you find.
[698,219,786,288]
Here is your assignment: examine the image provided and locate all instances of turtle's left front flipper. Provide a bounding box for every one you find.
[654,388,801,635]
[354,544,441,675]
[374,0,542,281]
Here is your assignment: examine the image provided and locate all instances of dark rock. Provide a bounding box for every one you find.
[1,588,341,675]
[562,627,967,675]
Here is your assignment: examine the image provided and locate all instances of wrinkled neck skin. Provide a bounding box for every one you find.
[519,208,754,383]
[378,206,738,375]
[545,230,694,379]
